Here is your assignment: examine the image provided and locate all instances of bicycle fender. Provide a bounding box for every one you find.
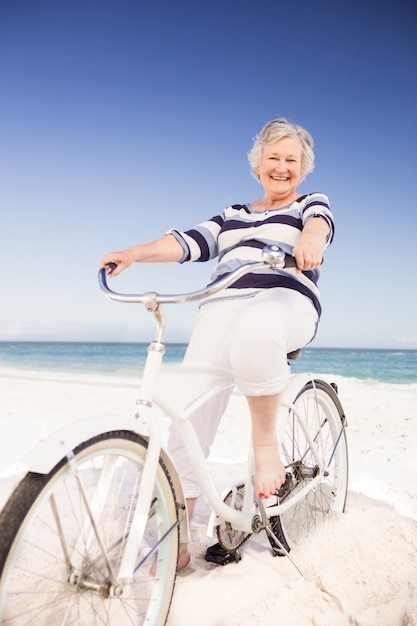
[277,373,318,440]
[19,414,147,474]
[157,447,190,543]
[17,414,190,543]
[277,373,345,441]
[280,372,316,409]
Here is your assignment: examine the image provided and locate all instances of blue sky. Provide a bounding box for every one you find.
[1,0,416,348]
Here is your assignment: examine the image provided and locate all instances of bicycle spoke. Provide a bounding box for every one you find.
[270,381,348,551]
[0,432,179,625]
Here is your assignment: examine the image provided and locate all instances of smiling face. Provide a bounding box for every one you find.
[256,136,303,206]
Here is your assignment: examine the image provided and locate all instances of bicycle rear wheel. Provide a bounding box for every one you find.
[0,430,179,625]
[270,380,348,553]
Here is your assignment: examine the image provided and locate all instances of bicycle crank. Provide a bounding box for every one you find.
[216,484,252,552]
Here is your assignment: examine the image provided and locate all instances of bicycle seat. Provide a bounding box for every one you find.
[287,349,302,360]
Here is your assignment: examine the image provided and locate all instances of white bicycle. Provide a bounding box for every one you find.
[0,245,348,625]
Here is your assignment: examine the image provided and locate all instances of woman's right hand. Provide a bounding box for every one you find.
[99,248,136,276]
[99,234,184,276]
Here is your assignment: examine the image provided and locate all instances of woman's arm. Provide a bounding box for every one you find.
[99,233,184,276]
[292,217,330,272]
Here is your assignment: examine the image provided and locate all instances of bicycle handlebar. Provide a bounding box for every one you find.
[98,245,296,307]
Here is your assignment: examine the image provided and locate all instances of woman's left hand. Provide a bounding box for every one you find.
[292,216,330,273]
[292,240,323,273]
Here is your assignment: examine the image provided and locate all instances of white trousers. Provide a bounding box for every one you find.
[168,288,318,498]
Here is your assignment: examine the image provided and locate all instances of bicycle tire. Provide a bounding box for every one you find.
[0,430,179,625]
[268,380,348,554]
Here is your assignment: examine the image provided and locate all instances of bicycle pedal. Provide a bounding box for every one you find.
[205,543,240,566]
[275,472,293,499]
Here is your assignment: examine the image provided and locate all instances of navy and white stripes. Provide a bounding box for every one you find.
[168,193,334,317]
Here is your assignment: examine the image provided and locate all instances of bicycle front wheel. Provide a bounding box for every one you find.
[0,430,179,625]
[272,380,348,552]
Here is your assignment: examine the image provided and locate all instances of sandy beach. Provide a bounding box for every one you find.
[0,372,416,625]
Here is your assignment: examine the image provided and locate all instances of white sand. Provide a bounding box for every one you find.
[0,372,416,625]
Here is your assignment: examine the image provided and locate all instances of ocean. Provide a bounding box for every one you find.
[0,342,416,385]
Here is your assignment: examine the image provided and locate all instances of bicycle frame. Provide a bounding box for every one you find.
[16,246,327,582]
[93,247,328,578]
[116,339,326,580]
[0,243,351,626]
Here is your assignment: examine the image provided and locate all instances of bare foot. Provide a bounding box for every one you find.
[253,444,286,499]
[149,542,191,578]
[177,542,191,570]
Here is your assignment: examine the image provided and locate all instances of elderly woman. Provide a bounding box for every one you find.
[100,118,334,567]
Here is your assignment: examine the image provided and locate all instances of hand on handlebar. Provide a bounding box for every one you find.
[99,250,136,277]
[99,245,299,306]
[292,241,323,273]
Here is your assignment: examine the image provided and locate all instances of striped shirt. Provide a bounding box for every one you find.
[169,193,334,317]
